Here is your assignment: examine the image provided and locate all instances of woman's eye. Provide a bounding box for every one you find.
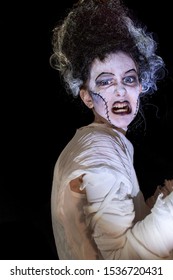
[96,79,113,87]
[123,76,137,84]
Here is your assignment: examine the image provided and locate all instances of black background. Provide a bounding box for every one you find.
[1,0,173,259]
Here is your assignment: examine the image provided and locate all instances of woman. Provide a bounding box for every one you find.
[50,0,173,259]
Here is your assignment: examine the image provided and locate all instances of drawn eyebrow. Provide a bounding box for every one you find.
[95,72,114,81]
[125,68,137,74]
[95,69,137,81]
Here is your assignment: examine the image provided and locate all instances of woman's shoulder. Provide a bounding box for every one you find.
[80,123,131,145]
[78,122,119,138]
[59,122,133,161]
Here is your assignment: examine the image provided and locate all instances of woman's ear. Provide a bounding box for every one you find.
[80,89,94,109]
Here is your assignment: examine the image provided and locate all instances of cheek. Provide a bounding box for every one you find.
[92,95,109,116]
[130,91,140,108]
[92,94,106,108]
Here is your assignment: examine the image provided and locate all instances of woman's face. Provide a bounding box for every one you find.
[80,52,142,131]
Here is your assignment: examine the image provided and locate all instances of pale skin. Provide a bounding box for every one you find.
[80,51,142,131]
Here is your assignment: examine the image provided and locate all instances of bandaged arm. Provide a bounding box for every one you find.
[82,171,173,259]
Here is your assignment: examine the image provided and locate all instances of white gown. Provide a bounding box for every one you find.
[51,122,173,259]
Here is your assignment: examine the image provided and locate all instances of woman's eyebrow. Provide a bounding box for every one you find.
[125,68,137,74]
[95,72,114,81]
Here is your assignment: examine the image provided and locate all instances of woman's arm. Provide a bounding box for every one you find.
[82,172,173,259]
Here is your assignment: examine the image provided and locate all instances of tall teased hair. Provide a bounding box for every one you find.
[50,0,165,97]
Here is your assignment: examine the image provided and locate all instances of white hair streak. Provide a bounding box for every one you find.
[124,17,156,58]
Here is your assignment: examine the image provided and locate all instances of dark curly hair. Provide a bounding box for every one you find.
[50,0,165,97]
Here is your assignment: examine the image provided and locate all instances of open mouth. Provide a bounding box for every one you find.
[111,101,131,114]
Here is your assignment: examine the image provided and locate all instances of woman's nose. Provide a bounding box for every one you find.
[114,85,126,96]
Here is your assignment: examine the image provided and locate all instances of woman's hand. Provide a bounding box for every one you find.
[146,179,173,209]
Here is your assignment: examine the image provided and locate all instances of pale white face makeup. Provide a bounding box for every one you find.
[80,51,142,131]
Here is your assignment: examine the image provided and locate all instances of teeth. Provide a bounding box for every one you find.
[113,106,128,110]
[113,102,128,109]
[114,105,126,109]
